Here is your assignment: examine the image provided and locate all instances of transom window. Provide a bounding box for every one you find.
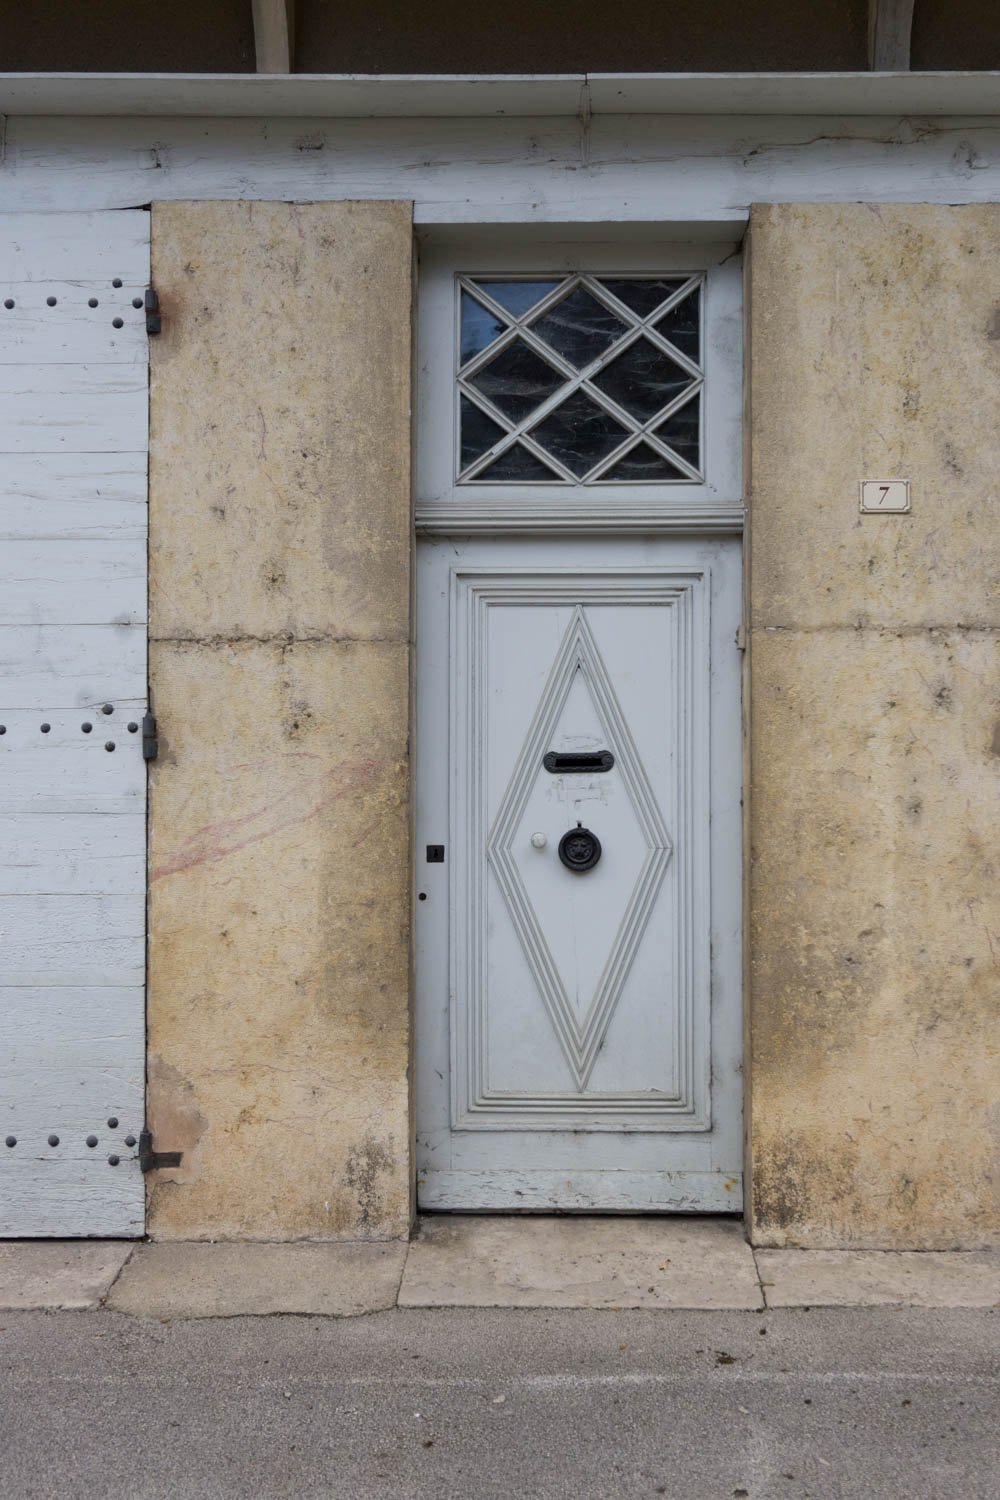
[457,274,703,485]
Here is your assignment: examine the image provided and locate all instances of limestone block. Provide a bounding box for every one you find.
[0,1242,133,1310]
[150,200,413,643]
[757,1248,1000,1307]
[399,1215,762,1310]
[748,204,1000,632]
[147,638,410,1240]
[748,626,1000,1247]
[110,1242,407,1317]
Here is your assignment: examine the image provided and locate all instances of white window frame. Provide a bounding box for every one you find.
[416,236,743,535]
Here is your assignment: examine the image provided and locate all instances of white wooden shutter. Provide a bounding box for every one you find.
[0,212,149,1236]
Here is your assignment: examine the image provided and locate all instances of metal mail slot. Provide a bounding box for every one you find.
[542,750,615,774]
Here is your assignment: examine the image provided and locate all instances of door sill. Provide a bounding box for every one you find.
[417,1170,743,1214]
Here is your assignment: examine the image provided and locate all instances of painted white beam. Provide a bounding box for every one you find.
[868,0,915,71]
[1,72,1000,119]
[251,0,295,74]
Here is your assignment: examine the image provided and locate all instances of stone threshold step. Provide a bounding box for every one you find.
[1,1219,998,1317]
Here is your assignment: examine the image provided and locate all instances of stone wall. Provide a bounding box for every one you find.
[147,201,414,1240]
[747,203,1000,1248]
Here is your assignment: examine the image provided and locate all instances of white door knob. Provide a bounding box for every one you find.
[530,832,547,850]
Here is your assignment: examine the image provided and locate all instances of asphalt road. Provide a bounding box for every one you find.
[1,1305,997,1498]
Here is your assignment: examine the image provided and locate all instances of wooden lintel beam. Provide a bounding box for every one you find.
[251,0,295,73]
[868,0,915,70]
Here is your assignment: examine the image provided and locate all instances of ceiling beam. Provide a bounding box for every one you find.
[868,0,915,70]
[251,0,294,73]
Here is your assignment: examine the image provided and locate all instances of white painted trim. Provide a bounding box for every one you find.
[415,502,745,534]
[417,239,742,521]
[8,114,1000,226]
[1,71,1000,118]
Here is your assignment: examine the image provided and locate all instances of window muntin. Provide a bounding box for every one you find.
[457,274,703,486]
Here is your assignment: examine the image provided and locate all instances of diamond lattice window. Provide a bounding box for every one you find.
[457,274,703,485]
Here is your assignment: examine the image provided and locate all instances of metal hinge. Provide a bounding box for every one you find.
[142,712,158,761]
[138,1127,182,1173]
[145,287,161,336]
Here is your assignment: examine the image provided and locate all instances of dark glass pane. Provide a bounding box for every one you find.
[478,442,562,481]
[532,390,629,478]
[654,392,700,466]
[461,291,507,365]
[474,280,561,318]
[467,339,566,423]
[602,442,686,481]
[654,285,701,361]
[591,338,694,424]
[598,278,686,319]
[529,286,627,368]
[460,395,507,469]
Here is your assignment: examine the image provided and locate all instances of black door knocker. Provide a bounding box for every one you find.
[558,822,602,873]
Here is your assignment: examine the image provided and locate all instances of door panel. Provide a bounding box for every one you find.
[415,534,742,1211]
[0,211,149,1237]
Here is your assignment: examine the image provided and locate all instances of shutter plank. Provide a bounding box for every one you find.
[0,367,147,454]
[1,894,146,987]
[0,453,147,542]
[2,814,146,896]
[0,212,149,284]
[0,628,146,708]
[0,287,147,366]
[0,540,147,625]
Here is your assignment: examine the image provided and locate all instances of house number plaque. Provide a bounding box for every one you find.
[861,479,910,513]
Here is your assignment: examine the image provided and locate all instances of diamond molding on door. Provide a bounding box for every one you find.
[487,607,672,1090]
[450,569,711,1132]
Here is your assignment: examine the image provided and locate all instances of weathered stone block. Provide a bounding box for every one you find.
[748,625,1000,1247]
[148,638,410,1239]
[749,204,1000,632]
[150,199,413,644]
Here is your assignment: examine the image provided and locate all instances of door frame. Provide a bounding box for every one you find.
[411,228,746,1216]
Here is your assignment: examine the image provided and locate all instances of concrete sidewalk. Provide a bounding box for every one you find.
[2,1217,999,1317]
